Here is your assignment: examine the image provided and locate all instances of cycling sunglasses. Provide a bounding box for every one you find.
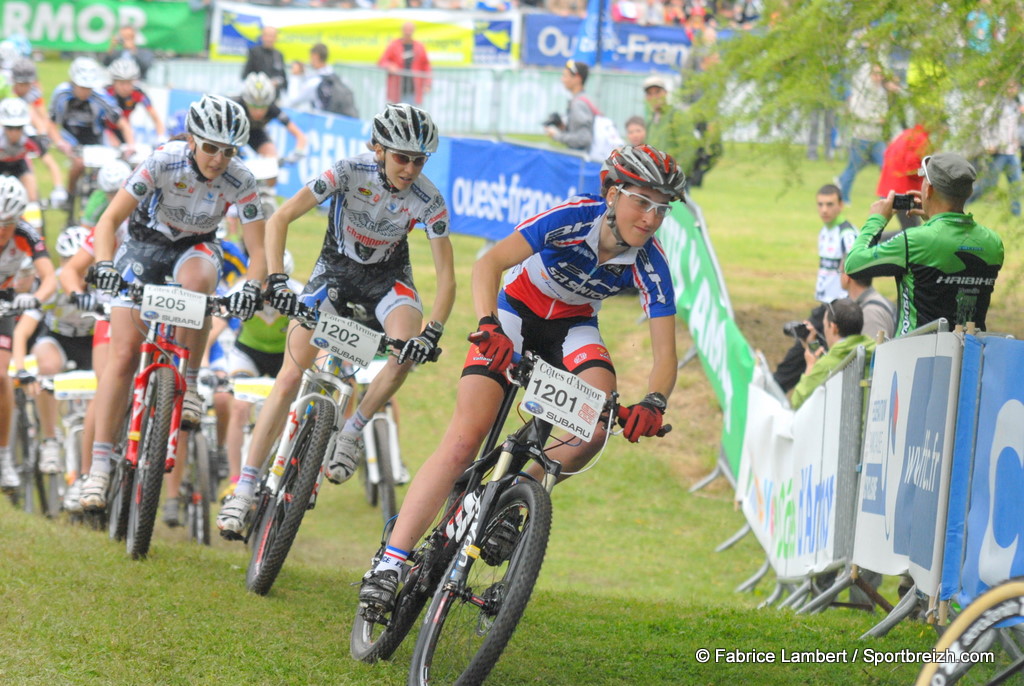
[196,137,239,158]
[617,187,672,217]
[388,150,428,167]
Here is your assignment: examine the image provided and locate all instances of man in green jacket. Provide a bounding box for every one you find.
[845,152,1004,336]
[791,298,875,409]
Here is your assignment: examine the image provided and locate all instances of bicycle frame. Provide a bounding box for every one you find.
[124,320,189,473]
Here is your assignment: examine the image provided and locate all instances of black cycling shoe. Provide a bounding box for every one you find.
[359,569,400,614]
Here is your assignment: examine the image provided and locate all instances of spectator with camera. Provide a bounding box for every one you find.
[544,59,594,152]
[101,25,154,81]
[790,298,876,410]
[773,183,857,393]
[845,152,1004,336]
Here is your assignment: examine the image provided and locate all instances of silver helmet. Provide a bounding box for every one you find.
[241,72,276,108]
[0,97,30,127]
[107,57,141,82]
[600,144,687,201]
[371,104,439,155]
[187,95,250,147]
[68,56,105,89]
[0,176,29,222]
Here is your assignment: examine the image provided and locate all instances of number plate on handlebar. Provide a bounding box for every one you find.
[520,359,606,441]
[311,312,382,367]
[140,285,208,330]
[81,145,119,169]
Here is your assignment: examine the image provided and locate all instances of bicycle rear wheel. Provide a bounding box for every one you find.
[916,578,1024,686]
[126,367,175,560]
[185,430,212,546]
[372,419,397,526]
[408,479,552,686]
[246,397,334,595]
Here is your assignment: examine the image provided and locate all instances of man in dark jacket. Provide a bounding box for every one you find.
[242,26,287,97]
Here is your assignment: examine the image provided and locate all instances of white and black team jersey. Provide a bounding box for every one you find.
[306,151,449,270]
[123,140,264,244]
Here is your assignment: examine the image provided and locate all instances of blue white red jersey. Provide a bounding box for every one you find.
[502,194,676,320]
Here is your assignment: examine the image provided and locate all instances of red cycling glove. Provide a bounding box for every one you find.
[475,315,514,373]
[622,393,667,443]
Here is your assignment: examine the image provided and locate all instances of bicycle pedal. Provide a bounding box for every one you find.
[219,528,244,542]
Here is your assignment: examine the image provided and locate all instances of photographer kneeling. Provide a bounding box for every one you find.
[790,298,875,409]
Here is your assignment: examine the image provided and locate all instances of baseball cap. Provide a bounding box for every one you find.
[643,75,668,92]
[565,59,589,83]
[920,153,976,200]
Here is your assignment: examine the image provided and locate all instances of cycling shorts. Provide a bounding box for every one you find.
[34,332,93,371]
[227,340,284,378]
[0,315,13,352]
[112,235,222,308]
[462,293,614,386]
[60,129,103,148]
[247,126,271,153]
[298,255,421,333]
[0,160,30,178]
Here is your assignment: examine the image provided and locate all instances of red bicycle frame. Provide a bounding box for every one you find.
[124,321,191,473]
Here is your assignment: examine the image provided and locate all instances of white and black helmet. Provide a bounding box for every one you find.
[97,159,133,193]
[56,226,91,258]
[108,57,141,82]
[0,176,29,222]
[69,56,105,89]
[0,97,30,127]
[371,104,439,155]
[187,95,250,147]
[241,72,276,108]
[600,144,687,201]
[11,58,37,84]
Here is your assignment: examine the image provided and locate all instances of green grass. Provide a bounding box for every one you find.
[7,58,1021,685]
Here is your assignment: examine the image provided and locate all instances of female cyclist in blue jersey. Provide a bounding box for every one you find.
[358,144,684,612]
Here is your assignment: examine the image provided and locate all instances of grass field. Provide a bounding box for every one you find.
[3,59,1021,685]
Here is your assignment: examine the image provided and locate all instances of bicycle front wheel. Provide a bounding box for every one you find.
[185,429,212,546]
[246,396,335,595]
[916,578,1024,686]
[126,367,175,560]
[408,479,552,686]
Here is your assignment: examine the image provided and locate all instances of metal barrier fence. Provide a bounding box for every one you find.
[148,59,665,137]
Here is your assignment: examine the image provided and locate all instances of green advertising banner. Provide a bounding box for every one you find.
[1,0,206,54]
[658,201,754,477]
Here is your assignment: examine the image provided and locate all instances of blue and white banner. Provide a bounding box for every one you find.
[853,333,961,595]
[958,337,1024,606]
[521,13,691,73]
[165,89,597,242]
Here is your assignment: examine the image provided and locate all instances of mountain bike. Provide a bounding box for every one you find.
[172,370,222,545]
[916,577,1024,686]
[91,277,228,559]
[232,301,438,596]
[351,350,669,683]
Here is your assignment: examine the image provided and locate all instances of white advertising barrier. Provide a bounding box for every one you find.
[737,363,851,580]
[852,332,961,596]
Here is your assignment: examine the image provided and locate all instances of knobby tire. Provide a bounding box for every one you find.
[373,419,397,526]
[246,397,334,595]
[107,459,132,541]
[409,479,552,686]
[186,430,212,546]
[126,367,175,560]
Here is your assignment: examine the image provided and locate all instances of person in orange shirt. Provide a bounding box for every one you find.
[876,124,931,229]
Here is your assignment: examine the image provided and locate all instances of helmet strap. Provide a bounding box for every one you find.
[188,147,211,183]
[606,191,629,248]
[375,149,400,193]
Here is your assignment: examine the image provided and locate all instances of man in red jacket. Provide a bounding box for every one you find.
[876,124,931,228]
[379,22,431,106]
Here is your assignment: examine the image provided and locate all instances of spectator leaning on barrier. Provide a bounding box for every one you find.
[379,22,432,106]
[101,25,154,81]
[544,59,594,152]
[845,152,1005,335]
[790,298,876,410]
[242,26,288,98]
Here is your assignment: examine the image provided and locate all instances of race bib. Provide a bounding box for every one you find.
[311,311,382,367]
[140,285,207,330]
[520,360,606,441]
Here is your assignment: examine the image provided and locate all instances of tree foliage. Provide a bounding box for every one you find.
[685,0,1024,155]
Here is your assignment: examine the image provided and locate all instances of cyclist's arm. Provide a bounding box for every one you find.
[31,255,58,305]
[265,186,319,275]
[646,314,677,399]
[94,188,138,262]
[284,120,307,153]
[11,310,42,371]
[471,231,533,318]
[116,116,134,148]
[844,213,909,280]
[425,235,456,326]
[144,104,165,138]
[60,248,92,294]
[240,219,267,283]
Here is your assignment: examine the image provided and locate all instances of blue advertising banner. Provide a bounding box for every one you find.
[443,138,602,240]
[522,13,691,73]
[959,337,1024,606]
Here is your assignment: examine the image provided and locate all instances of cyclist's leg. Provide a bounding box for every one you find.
[172,247,221,375]
[353,303,422,420]
[223,342,262,485]
[80,321,111,477]
[0,332,17,489]
[31,336,65,442]
[17,169,39,203]
[539,364,616,478]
